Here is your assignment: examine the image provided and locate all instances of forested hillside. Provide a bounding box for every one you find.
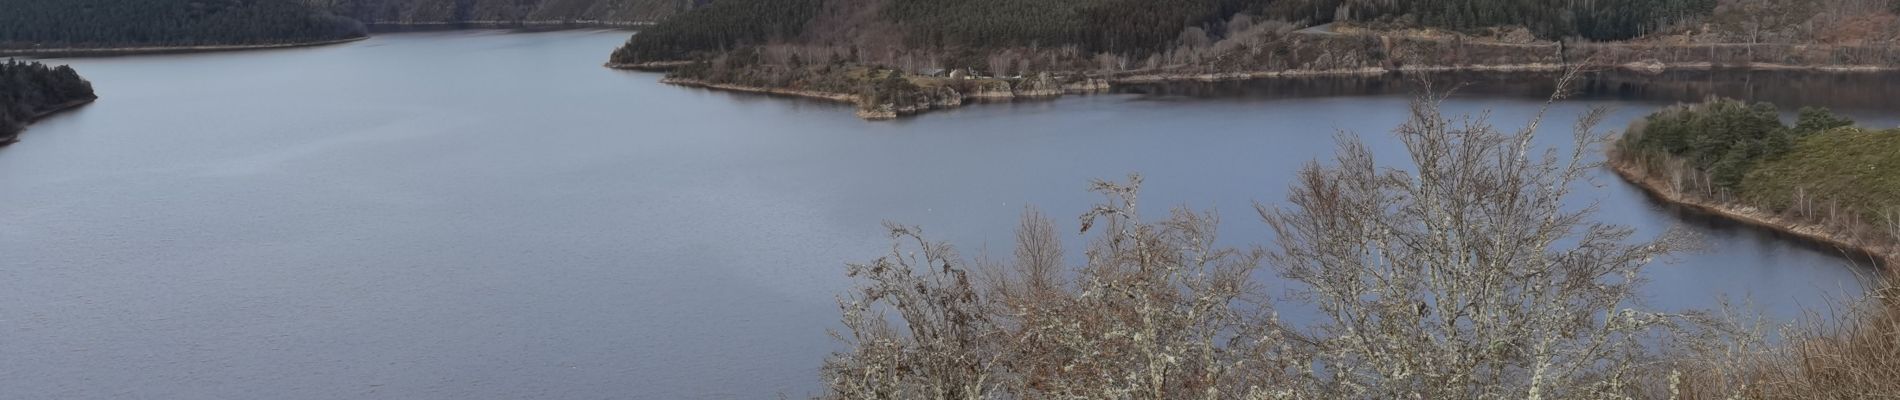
[0,0,366,50]
[612,0,1732,65]
[302,0,687,25]
[1,61,97,144]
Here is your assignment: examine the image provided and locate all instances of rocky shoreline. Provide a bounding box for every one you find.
[1608,157,1897,267]
[1,98,96,146]
[661,77,859,103]
[653,75,1108,120]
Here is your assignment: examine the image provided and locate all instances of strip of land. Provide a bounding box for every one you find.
[1610,159,1897,266]
[0,37,371,58]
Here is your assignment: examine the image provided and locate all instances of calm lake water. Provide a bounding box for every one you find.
[3,30,1888,399]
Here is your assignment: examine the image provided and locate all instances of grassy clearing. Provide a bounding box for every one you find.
[1744,128,1900,223]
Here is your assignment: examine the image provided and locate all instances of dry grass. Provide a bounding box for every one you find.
[1663,270,1900,400]
[1739,272,1900,399]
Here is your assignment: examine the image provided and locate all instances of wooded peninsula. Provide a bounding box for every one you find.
[0,60,96,146]
[1611,98,1900,264]
[608,0,1900,119]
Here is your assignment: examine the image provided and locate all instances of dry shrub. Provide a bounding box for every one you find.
[823,178,1274,399]
[1697,271,1900,400]
[1252,80,1710,399]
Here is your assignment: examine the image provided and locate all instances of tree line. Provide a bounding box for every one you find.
[884,0,1276,55]
[1336,0,1716,40]
[611,0,820,62]
[1620,98,1852,191]
[0,0,366,50]
[1,60,97,142]
[1615,97,1900,242]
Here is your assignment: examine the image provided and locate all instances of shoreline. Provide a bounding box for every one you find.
[366,20,652,32]
[1107,61,1898,84]
[1607,157,1896,268]
[0,36,369,58]
[605,61,693,71]
[659,77,859,103]
[1,98,97,146]
[3,24,654,58]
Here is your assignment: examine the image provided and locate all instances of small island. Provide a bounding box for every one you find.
[608,0,1900,119]
[0,60,98,146]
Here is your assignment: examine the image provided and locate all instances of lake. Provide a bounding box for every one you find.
[1,30,1885,399]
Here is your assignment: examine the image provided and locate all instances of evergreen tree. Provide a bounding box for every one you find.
[0,60,98,142]
[0,0,367,50]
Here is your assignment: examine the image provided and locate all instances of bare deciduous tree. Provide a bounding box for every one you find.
[822,76,1727,399]
[1255,81,1701,399]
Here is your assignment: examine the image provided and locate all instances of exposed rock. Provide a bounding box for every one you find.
[1062,78,1111,93]
[856,104,898,119]
[1014,73,1065,97]
[966,80,1015,99]
[855,85,962,120]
